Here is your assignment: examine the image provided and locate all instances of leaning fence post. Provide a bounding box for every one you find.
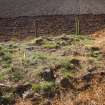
[34,20,38,37]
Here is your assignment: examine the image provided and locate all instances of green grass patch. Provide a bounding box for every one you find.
[61,68,76,78]
[32,81,55,92]
[43,41,59,49]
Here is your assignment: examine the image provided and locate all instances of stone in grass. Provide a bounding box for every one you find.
[59,35,70,41]
[26,46,35,51]
[91,47,100,51]
[14,83,32,97]
[22,89,34,99]
[70,59,80,66]
[75,73,94,91]
[40,68,55,81]
[88,66,96,73]
[82,73,93,82]
[35,37,44,45]
[31,93,42,104]
[60,77,74,89]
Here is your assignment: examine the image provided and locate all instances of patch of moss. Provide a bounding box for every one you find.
[61,68,76,78]
[29,52,48,65]
[43,41,59,49]
[9,66,24,82]
[32,52,47,60]
[32,81,55,92]
[60,58,80,71]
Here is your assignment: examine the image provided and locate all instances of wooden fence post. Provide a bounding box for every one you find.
[33,20,38,37]
[75,15,80,35]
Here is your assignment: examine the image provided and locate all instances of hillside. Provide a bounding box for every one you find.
[0,1,105,104]
[0,34,105,105]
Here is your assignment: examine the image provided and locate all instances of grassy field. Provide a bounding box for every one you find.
[0,34,105,105]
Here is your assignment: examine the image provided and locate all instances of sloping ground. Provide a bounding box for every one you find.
[92,30,105,53]
[52,72,105,105]
[92,28,105,38]
[0,34,105,105]
[15,72,105,105]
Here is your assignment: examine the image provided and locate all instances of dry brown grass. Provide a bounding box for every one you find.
[75,83,105,105]
[51,83,105,105]
[52,71,105,105]
[15,99,32,105]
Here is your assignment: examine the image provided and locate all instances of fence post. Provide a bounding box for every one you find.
[75,15,80,35]
[33,20,38,37]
